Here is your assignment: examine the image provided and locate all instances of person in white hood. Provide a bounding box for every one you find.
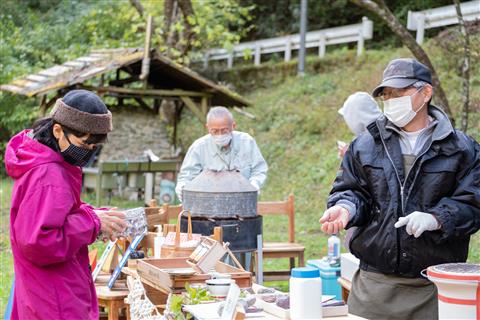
[337,92,382,157]
[339,91,382,136]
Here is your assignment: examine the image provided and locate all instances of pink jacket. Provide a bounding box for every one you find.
[5,130,100,319]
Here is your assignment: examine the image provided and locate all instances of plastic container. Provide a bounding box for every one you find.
[327,234,340,260]
[159,179,176,204]
[290,267,322,319]
[307,258,342,300]
[426,263,480,319]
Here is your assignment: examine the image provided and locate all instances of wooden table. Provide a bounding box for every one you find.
[96,285,130,320]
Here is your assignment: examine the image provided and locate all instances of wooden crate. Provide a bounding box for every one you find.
[137,258,252,294]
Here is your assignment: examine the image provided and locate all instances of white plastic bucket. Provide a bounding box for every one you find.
[426,263,480,319]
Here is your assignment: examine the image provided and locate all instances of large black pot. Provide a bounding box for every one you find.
[180,215,262,252]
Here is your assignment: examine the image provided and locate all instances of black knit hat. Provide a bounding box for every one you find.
[50,90,112,134]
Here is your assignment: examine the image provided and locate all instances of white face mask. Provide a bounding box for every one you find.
[383,89,425,127]
[212,133,232,147]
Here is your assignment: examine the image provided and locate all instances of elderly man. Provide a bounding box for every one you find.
[320,58,480,319]
[176,106,268,200]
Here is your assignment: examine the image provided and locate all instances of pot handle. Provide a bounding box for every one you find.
[175,210,193,247]
[420,269,428,279]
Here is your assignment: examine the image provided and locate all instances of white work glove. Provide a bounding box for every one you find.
[394,211,440,238]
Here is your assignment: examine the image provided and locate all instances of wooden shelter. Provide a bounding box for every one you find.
[0,48,250,146]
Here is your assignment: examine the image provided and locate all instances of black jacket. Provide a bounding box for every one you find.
[328,106,480,278]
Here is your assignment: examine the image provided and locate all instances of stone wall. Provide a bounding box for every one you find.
[99,106,172,161]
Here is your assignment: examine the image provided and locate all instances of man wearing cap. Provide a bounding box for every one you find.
[320,58,480,319]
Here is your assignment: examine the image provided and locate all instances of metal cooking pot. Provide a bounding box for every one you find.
[182,170,258,218]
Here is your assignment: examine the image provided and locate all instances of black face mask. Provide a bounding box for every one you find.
[60,132,96,167]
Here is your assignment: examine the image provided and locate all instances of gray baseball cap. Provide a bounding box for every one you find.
[372,58,432,97]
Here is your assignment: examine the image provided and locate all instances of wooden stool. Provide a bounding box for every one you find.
[96,285,130,320]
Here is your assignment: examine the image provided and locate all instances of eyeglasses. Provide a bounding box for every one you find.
[378,87,421,101]
[209,128,231,135]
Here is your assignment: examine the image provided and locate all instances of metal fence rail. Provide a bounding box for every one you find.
[203,17,373,69]
[407,0,480,44]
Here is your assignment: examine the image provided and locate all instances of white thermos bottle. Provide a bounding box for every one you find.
[290,267,322,319]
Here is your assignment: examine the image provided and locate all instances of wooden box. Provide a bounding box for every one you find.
[137,258,252,294]
[187,237,227,273]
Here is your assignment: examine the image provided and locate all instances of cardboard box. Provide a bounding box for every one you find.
[340,253,360,282]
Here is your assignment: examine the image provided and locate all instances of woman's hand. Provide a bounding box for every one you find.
[95,207,127,241]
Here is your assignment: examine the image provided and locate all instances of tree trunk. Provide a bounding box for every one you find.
[177,0,196,57]
[164,0,180,54]
[453,0,470,132]
[350,0,454,123]
[129,0,144,17]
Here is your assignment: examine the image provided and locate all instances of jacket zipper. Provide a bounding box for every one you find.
[404,130,451,206]
[378,130,404,274]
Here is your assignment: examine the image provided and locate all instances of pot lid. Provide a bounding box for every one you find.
[427,263,480,281]
[183,170,256,193]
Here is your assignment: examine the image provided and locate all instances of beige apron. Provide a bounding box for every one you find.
[348,269,438,320]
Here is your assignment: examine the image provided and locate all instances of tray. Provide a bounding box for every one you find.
[137,258,252,294]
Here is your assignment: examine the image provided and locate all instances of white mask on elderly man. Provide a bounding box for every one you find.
[212,133,232,147]
[383,89,425,128]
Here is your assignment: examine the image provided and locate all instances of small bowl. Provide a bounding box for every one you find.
[205,278,235,298]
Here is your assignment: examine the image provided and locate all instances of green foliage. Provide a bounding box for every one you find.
[138,0,255,62]
[0,0,146,173]
[0,0,254,173]
[167,283,213,319]
[184,283,212,304]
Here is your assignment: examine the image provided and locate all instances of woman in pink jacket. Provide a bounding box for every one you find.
[5,90,127,319]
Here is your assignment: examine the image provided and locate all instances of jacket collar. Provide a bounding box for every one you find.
[368,104,454,145]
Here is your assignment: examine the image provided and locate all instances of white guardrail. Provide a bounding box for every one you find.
[407,0,480,44]
[202,17,373,69]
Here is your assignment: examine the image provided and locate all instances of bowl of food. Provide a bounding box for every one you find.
[205,278,235,298]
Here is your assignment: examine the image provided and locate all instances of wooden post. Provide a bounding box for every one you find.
[201,96,208,117]
[213,226,223,242]
[180,96,206,123]
[288,194,295,243]
[39,95,47,117]
[140,15,153,81]
[116,70,124,107]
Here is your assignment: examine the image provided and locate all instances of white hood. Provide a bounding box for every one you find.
[339,92,382,136]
